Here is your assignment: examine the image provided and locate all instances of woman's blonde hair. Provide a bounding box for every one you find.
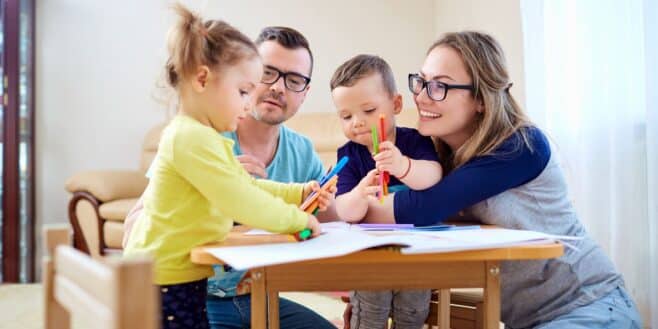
[429,31,532,171]
[165,3,258,89]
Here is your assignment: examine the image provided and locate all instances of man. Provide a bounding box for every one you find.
[206,26,337,329]
[124,27,337,329]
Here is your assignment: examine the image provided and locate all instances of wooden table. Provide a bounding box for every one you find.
[191,228,563,329]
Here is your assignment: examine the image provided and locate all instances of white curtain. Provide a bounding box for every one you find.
[521,0,657,327]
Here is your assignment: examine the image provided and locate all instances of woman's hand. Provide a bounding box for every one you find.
[374,141,409,178]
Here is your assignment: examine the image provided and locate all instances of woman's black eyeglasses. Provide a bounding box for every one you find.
[408,73,474,101]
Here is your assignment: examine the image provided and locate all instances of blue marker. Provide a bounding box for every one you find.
[301,156,350,211]
[319,156,349,186]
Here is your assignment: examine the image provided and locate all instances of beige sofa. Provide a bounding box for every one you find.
[65,110,420,258]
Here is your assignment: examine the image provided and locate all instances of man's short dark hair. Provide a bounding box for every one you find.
[255,26,313,77]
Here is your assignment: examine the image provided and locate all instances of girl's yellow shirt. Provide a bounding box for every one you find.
[124,115,307,285]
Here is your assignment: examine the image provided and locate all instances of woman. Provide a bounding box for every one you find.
[362,31,642,329]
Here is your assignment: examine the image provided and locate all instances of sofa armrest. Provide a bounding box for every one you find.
[65,170,148,203]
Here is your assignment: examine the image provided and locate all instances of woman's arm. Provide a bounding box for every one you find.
[398,159,442,190]
[374,141,442,190]
[392,128,551,226]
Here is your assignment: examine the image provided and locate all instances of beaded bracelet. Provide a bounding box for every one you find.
[397,156,412,179]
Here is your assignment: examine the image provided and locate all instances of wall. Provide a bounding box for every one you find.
[433,0,526,108]
[36,0,436,232]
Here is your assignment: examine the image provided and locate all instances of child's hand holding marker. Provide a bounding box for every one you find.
[374,141,410,179]
[302,180,337,212]
[300,214,322,240]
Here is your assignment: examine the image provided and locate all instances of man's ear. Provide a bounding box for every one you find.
[393,93,403,115]
[299,83,311,103]
[192,66,211,92]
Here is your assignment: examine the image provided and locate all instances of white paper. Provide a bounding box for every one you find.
[206,230,418,270]
[206,228,561,270]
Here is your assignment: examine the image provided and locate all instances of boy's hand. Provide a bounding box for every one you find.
[306,214,322,237]
[354,169,380,199]
[373,141,409,177]
[303,180,337,211]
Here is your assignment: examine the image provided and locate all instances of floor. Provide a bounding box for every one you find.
[0,284,346,329]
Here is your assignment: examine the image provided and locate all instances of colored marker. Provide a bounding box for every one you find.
[378,115,389,198]
[320,156,349,186]
[294,228,312,241]
[371,125,379,154]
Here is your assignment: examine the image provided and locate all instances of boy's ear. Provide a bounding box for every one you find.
[192,66,211,92]
[393,93,403,115]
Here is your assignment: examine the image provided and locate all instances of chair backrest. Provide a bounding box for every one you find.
[140,123,168,173]
[43,225,159,329]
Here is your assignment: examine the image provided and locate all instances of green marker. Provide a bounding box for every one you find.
[371,125,379,154]
[295,228,312,241]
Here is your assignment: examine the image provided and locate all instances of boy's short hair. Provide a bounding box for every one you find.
[330,54,397,96]
[255,26,313,77]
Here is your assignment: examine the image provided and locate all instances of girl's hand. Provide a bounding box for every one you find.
[306,214,322,237]
[374,141,409,178]
[302,180,337,211]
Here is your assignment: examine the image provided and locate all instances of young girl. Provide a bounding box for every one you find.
[123,5,327,329]
[360,31,642,329]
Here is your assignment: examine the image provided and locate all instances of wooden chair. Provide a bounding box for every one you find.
[426,289,484,329]
[43,225,159,329]
[340,288,484,329]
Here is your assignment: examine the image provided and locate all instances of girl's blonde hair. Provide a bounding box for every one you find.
[166,3,258,89]
[429,31,532,171]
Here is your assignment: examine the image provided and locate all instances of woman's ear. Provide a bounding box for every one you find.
[477,99,485,114]
[192,66,211,92]
[393,93,403,115]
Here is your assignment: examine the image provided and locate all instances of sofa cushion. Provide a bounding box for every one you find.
[140,123,167,173]
[99,198,139,222]
[104,221,124,249]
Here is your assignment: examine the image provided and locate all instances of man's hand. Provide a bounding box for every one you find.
[236,154,268,178]
[342,303,352,329]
